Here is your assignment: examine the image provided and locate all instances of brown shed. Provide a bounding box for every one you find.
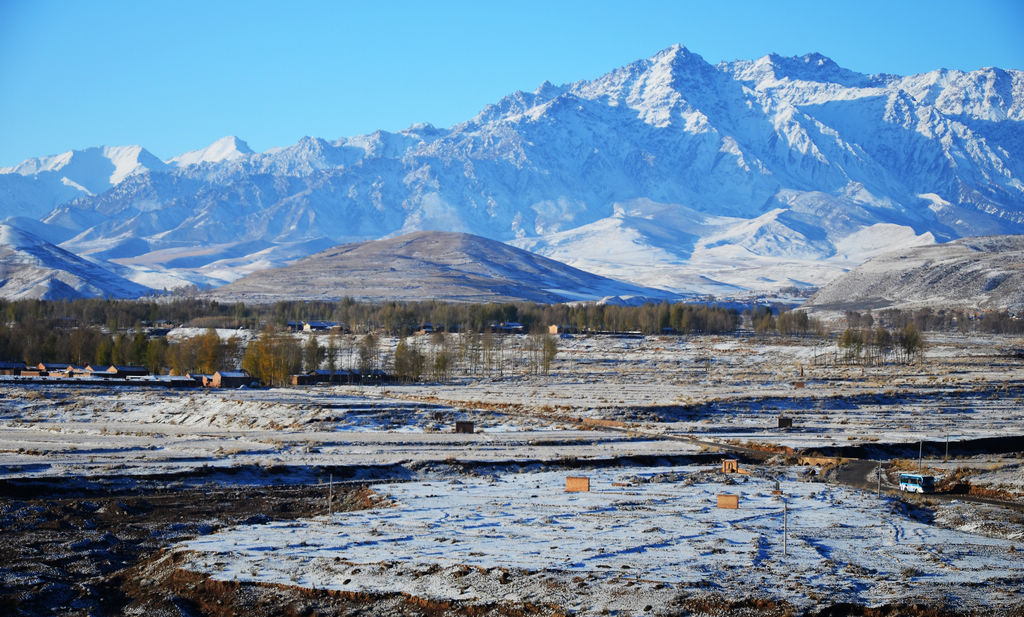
[566,477,590,492]
[717,494,739,509]
[210,371,253,388]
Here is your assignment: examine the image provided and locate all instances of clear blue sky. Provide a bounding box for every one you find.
[2,0,1022,166]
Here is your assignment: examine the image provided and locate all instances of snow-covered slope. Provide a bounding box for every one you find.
[206,231,678,303]
[0,223,153,300]
[803,235,1024,312]
[2,45,1022,294]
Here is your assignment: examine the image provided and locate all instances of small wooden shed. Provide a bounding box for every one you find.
[566,477,590,492]
[210,371,253,388]
[717,494,739,509]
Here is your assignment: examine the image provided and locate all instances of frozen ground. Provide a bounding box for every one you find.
[2,333,1023,615]
[0,385,703,482]
[179,466,1023,615]
[346,333,1024,456]
[2,334,1023,490]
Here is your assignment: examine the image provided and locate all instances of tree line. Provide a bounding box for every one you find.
[0,321,243,375]
[25,298,1023,381]
[844,307,1024,335]
[0,297,743,337]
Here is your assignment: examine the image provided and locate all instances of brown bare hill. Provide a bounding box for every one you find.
[205,231,675,304]
[803,236,1024,312]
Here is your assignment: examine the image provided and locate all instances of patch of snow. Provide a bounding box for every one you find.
[179,467,1024,612]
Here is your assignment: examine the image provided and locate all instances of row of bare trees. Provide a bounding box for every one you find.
[235,328,560,386]
[837,323,924,365]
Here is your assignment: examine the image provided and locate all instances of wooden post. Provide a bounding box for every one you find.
[328,473,333,517]
[876,462,881,498]
[783,499,788,556]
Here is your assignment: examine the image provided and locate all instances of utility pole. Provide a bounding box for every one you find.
[328,473,333,517]
[918,440,923,473]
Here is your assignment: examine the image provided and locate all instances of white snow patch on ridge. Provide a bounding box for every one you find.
[168,136,255,167]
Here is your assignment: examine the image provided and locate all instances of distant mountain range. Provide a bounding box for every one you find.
[205,231,677,304]
[1,44,1022,298]
[804,236,1024,312]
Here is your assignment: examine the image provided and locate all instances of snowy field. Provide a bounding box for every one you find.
[178,466,1023,615]
[2,333,1023,615]
[2,333,1024,490]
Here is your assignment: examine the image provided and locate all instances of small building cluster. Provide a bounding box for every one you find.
[0,362,256,389]
[186,371,257,389]
[2,362,151,379]
[286,321,349,333]
[288,369,390,386]
[488,322,525,334]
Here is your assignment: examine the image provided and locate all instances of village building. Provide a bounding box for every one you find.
[0,361,26,375]
[84,365,149,378]
[289,320,349,333]
[290,373,318,386]
[149,375,201,388]
[489,322,525,334]
[186,373,212,387]
[304,321,345,332]
[209,371,254,388]
[36,363,80,377]
[105,365,150,378]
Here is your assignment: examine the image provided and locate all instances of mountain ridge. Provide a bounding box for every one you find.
[2,45,1022,295]
[803,235,1024,312]
[0,223,153,300]
[206,230,679,304]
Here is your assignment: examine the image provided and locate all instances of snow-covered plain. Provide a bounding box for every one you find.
[178,466,1023,614]
[2,333,1023,490]
[2,333,1023,614]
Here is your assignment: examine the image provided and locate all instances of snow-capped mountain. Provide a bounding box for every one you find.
[0,223,153,300]
[167,136,255,168]
[2,44,1022,295]
[0,145,167,220]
